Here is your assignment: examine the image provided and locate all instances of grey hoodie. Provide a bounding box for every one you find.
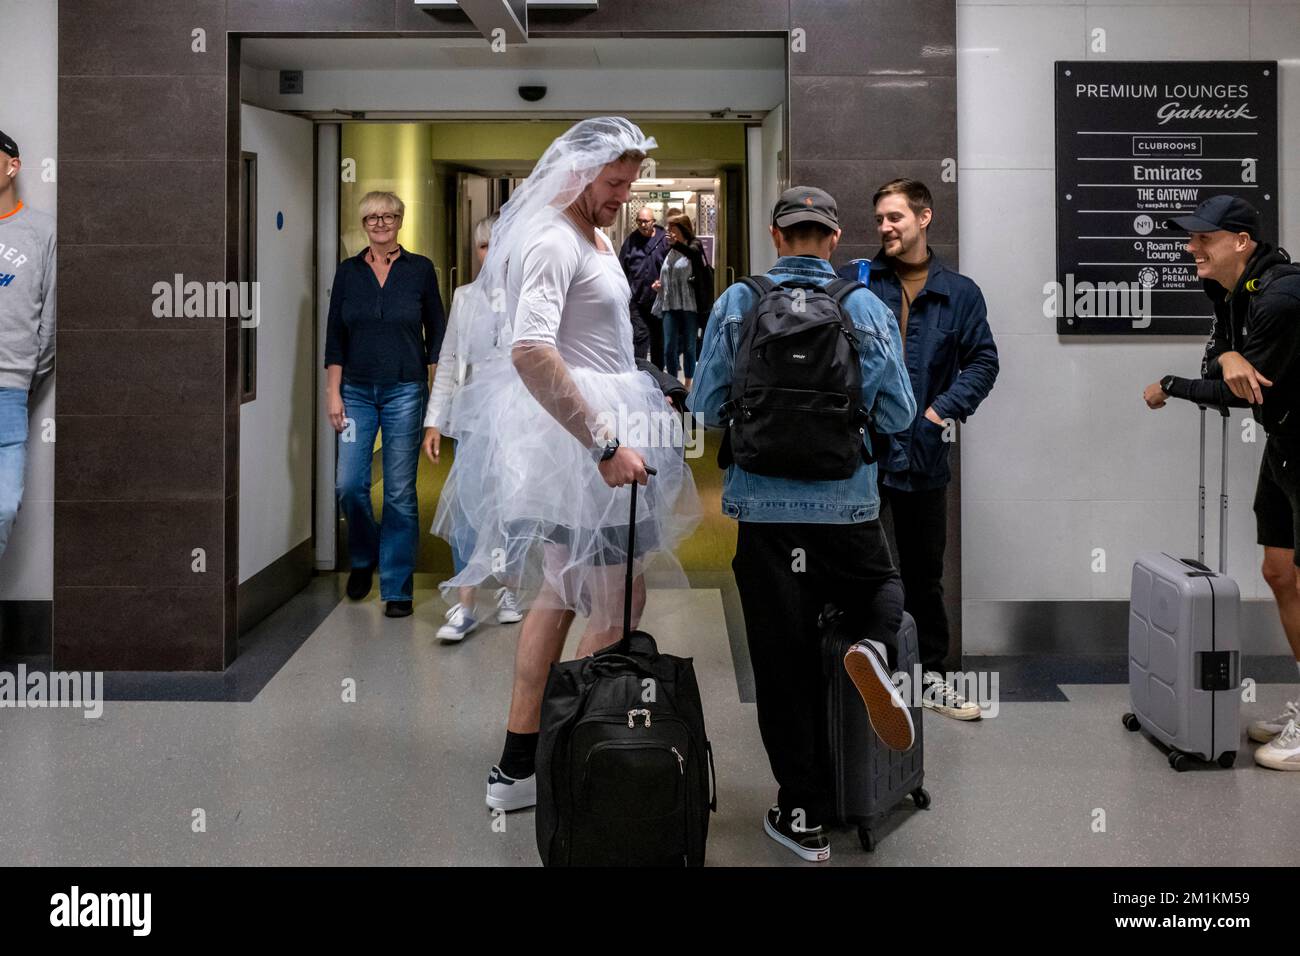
[0,203,56,391]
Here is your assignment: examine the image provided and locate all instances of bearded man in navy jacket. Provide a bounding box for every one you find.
[838,178,999,720]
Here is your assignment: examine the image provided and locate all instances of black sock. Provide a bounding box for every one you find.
[499,731,539,780]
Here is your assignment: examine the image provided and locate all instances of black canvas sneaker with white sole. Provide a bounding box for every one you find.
[843,640,916,751]
[763,805,830,862]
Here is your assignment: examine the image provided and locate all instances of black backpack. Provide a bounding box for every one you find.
[718,276,871,480]
[535,478,717,867]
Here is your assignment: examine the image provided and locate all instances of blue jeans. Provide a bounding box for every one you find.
[337,380,426,601]
[444,440,477,575]
[663,309,699,379]
[0,388,28,560]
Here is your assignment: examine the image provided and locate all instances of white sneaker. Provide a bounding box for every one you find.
[1247,699,1300,743]
[485,765,537,811]
[1254,718,1300,772]
[921,671,984,721]
[495,588,523,625]
[436,603,478,642]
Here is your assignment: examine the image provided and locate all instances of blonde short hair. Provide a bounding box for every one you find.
[359,190,405,221]
[474,213,498,247]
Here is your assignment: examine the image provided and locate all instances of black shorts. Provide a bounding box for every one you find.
[1253,433,1300,566]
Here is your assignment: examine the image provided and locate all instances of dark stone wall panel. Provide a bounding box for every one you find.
[53,585,225,671]
[55,500,224,589]
[59,0,227,76]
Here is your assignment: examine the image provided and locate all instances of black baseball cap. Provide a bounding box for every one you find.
[1170,195,1260,239]
[772,186,839,231]
[0,130,17,158]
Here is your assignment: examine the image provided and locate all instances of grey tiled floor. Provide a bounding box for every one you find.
[1,585,1297,867]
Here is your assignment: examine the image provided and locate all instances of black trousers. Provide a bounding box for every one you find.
[879,484,950,671]
[732,519,903,827]
[630,298,664,368]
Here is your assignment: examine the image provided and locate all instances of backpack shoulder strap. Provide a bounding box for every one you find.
[824,277,864,305]
[823,277,867,351]
[739,275,776,298]
[1254,262,1300,294]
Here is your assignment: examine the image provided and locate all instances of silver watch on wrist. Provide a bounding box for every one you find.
[590,437,619,464]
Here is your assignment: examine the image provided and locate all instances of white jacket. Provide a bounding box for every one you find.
[423,286,470,431]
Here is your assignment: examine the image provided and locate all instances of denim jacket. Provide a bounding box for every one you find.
[838,252,999,492]
[688,256,916,523]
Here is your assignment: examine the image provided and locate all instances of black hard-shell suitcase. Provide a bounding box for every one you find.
[820,608,930,852]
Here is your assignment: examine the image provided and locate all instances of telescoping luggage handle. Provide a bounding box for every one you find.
[620,466,658,648]
[1193,404,1230,575]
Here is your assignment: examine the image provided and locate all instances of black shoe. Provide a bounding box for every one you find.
[346,566,374,600]
[385,600,413,618]
[843,640,916,752]
[763,806,830,862]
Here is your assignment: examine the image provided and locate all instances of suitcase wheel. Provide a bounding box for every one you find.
[1168,751,1191,772]
[1121,712,1141,732]
[1217,751,1236,769]
[911,787,932,810]
[857,824,876,853]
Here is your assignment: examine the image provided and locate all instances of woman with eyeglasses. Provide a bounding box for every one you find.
[324,191,446,618]
[422,213,523,641]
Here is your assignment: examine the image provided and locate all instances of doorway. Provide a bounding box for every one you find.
[234,34,787,602]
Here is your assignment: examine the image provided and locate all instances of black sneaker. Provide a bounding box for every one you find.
[384,600,413,618]
[346,566,374,600]
[843,640,916,752]
[763,805,830,862]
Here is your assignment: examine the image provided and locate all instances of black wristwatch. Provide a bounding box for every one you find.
[1160,374,1176,395]
[590,437,619,464]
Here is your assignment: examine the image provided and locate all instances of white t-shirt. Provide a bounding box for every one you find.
[510,208,634,374]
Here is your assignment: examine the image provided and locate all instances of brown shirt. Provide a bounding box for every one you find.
[894,254,931,347]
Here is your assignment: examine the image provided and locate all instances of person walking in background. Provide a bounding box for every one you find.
[325,190,446,619]
[839,179,999,720]
[423,214,523,641]
[618,206,668,367]
[653,213,710,391]
[0,129,55,561]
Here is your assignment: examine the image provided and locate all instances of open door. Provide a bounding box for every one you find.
[746,103,784,275]
[238,104,316,623]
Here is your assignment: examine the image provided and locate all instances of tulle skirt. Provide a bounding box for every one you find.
[432,358,700,629]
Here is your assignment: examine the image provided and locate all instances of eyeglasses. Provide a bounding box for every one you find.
[636,219,655,226]
[362,213,400,227]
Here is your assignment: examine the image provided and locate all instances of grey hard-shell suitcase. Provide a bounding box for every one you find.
[820,608,931,851]
[1124,405,1242,770]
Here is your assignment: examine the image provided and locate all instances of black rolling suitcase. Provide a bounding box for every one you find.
[535,473,718,866]
[820,607,931,852]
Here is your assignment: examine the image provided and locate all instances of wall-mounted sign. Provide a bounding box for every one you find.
[1054,61,1277,335]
